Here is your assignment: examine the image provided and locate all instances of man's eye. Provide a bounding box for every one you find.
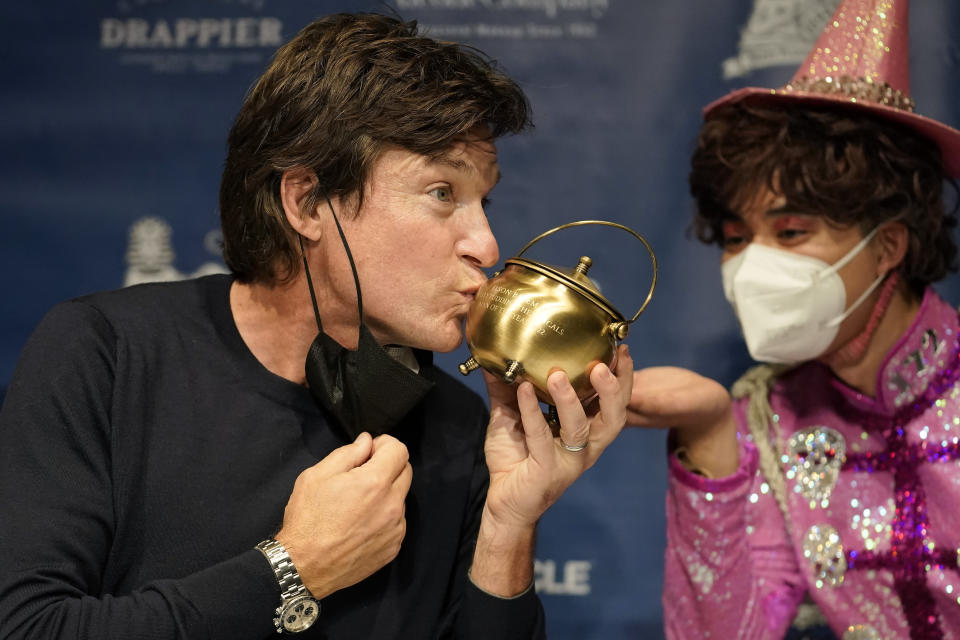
[429,187,452,202]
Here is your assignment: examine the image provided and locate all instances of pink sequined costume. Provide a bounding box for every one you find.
[664,289,960,640]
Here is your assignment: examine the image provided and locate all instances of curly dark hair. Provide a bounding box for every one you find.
[689,102,958,296]
[219,12,532,284]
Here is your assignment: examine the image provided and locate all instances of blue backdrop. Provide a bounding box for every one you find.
[2,1,959,637]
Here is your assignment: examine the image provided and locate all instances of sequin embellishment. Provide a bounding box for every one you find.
[842,624,881,640]
[787,426,847,505]
[803,524,846,587]
[784,75,915,112]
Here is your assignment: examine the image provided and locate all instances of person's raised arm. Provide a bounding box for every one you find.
[275,433,413,599]
[627,365,738,477]
[471,344,634,596]
[628,366,806,639]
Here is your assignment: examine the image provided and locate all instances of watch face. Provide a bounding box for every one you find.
[281,595,320,633]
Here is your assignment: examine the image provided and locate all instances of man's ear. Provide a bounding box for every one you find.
[874,220,909,277]
[280,167,322,241]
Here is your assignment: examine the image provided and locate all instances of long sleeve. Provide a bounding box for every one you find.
[439,417,546,640]
[662,432,807,640]
[0,301,278,640]
[1,279,547,639]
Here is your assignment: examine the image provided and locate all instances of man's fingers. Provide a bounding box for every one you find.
[589,359,627,447]
[516,381,555,460]
[361,434,410,482]
[315,432,374,479]
[547,370,591,452]
[394,461,413,498]
[483,370,520,410]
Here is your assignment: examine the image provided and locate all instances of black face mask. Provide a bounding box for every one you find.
[301,199,434,442]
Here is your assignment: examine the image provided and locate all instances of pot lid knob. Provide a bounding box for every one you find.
[512,220,658,324]
[571,256,600,294]
[575,256,592,275]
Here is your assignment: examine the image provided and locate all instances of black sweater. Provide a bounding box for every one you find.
[0,275,544,639]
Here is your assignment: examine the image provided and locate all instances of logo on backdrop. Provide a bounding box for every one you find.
[534,558,592,595]
[100,0,284,73]
[396,0,609,40]
[124,217,228,287]
[723,0,840,78]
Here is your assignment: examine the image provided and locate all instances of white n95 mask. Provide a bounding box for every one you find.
[721,227,884,364]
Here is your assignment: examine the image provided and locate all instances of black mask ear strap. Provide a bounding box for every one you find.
[298,234,324,333]
[296,197,366,333]
[325,197,363,321]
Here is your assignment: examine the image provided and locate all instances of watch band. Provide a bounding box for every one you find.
[256,538,320,633]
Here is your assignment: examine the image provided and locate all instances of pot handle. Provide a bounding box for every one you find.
[514,220,658,323]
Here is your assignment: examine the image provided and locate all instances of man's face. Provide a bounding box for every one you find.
[323,129,501,353]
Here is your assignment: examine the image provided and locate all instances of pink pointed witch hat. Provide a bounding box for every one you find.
[703,0,960,177]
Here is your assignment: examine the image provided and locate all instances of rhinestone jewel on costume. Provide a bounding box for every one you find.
[803,524,847,587]
[842,624,881,640]
[787,426,846,504]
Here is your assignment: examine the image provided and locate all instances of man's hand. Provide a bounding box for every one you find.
[626,366,738,477]
[469,344,633,596]
[275,432,411,599]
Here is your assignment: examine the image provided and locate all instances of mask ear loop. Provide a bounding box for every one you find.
[825,269,889,328]
[820,225,881,278]
[297,196,365,332]
[822,224,894,329]
[325,197,364,324]
[298,235,325,334]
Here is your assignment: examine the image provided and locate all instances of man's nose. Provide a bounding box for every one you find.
[460,207,499,269]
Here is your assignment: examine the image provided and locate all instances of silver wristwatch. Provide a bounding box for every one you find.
[256,538,320,634]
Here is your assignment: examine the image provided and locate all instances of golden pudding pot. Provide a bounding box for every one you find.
[459,220,657,405]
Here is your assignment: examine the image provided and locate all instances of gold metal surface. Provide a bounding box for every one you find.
[460,220,657,404]
[513,220,658,323]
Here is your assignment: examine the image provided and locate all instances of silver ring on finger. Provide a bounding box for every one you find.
[560,438,587,453]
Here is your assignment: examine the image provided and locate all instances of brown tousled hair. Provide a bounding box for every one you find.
[219,12,532,284]
[689,102,958,296]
